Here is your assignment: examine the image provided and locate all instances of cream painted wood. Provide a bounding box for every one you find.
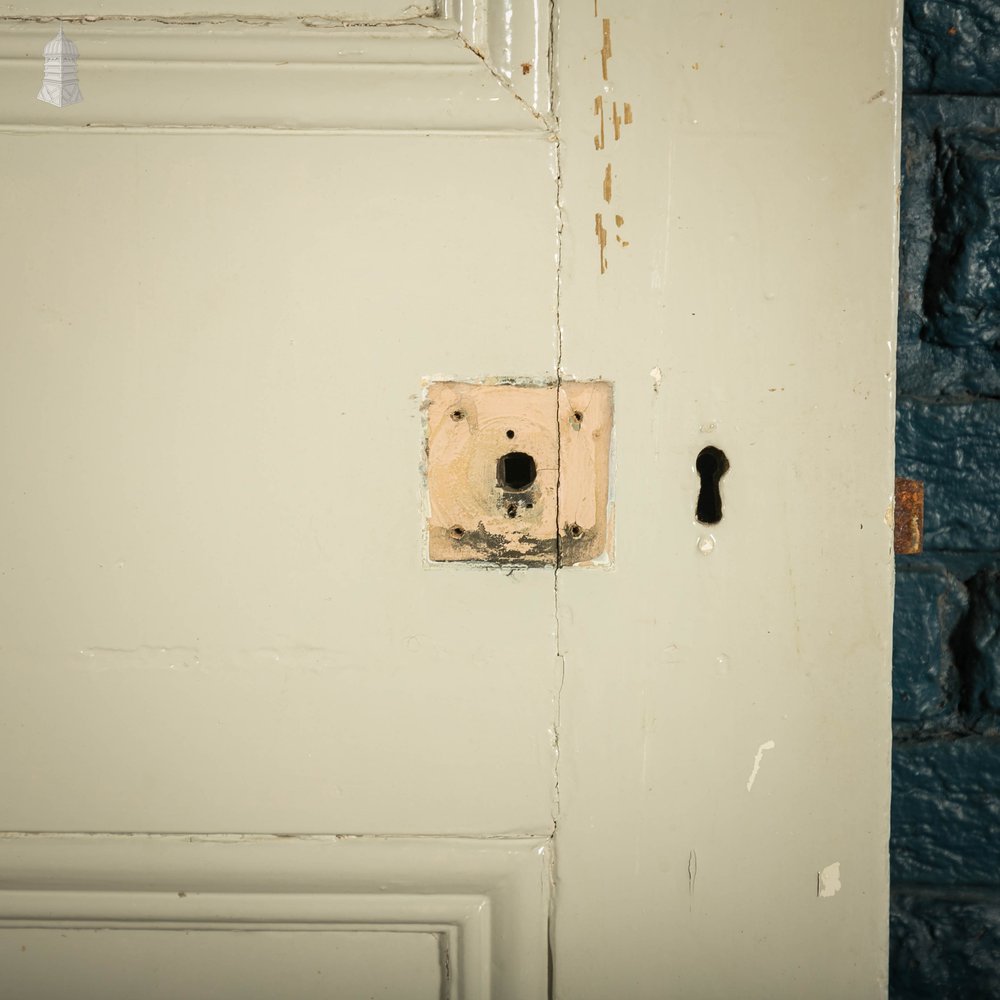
[0,131,558,839]
[2,930,443,1000]
[0,834,548,1000]
[0,0,549,131]
[552,2,900,998]
[7,1,433,17]
[0,1,900,997]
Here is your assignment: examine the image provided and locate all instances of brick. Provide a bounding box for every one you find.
[890,889,1000,999]
[891,738,1000,885]
[896,399,1000,552]
[905,0,1000,95]
[897,97,1000,397]
[966,568,1000,717]
[893,564,966,729]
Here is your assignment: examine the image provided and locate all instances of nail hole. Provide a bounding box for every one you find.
[451,409,465,422]
[507,504,518,518]
[569,523,582,538]
[450,525,465,539]
[497,452,537,492]
[506,429,515,439]
[573,410,584,424]
[695,446,729,525]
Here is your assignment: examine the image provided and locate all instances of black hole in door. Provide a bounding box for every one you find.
[695,446,729,524]
[498,452,537,492]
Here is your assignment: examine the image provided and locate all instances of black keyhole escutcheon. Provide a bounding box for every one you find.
[695,446,729,524]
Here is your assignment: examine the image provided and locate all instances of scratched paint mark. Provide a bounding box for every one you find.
[594,0,598,16]
[594,96,605,150]
[623,102,633,124]
[603,164,613,203]
[650,367,662,392]
[817,862,841,898]
[688,850,698,894]
[745,739,776,791]
[612,101,622,140]
[595,213,608,274]
[601,19,612,80]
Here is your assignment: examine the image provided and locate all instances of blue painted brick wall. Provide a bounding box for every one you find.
[893,2,1000,995]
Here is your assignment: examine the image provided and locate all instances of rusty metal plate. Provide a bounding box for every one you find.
[424,380,613,566]
[894,477,924,555]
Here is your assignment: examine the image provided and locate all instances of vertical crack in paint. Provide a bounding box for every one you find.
[548,0,564,994]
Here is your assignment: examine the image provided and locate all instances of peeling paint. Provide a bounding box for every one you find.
[594,95,606,150]
[600,18,612,80]
[817,862,841,898]
[746,740,776,791]
[595,212,608,274]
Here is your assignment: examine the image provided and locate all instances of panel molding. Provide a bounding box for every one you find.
[0,833,549,1000]
[0,0,550,132]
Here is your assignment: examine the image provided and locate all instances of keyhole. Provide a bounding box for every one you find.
[695,446,729,524]
[498,452,537,492]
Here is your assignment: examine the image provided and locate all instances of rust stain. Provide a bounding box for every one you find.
[601,18,612,80]
[594,96,605,150]
[624,102,633,124]
[521,61,531,75]
[596,213,608,274]
[603,164,613,203]
[894,477,924,555]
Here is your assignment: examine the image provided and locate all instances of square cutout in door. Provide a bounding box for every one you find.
[424,380,613,566]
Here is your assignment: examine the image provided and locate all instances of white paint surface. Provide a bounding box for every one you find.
[746,740,777,792]
[819,862,843,899]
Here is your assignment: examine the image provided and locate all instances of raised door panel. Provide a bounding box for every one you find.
[0,131,558,836]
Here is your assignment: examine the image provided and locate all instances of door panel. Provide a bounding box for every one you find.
[0,1,900,997]
[0,132,558,836]
[1,929,443,1000]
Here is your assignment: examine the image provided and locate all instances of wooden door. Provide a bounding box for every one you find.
[0,3,900,997]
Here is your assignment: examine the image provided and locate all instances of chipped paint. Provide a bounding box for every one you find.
[650,366,662,392]
[595,213,608,274]
[600,18,612,80]
[592,13,633,273]
[688,850,698,894]
[594,96,606,150]
[817,862,841,898]
[746,740,775,791]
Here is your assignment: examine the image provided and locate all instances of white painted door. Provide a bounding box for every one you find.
[0,3,900,997]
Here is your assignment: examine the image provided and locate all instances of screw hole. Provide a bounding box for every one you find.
[695,446,729,525]
[573,410,584,424]
[569,523,582,538]
[450,525,465,539]
[497,452,537,492]
[506,429,515,439]
[451,409,465,422]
